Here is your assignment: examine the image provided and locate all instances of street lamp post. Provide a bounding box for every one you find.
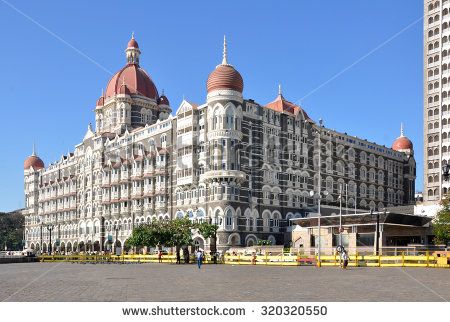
[46,224,55,255]
[207,216,218,263]
[310,120,327,267]
[113,223,120,255]
[338,184,343,266]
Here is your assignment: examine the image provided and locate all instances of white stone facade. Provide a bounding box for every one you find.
[23,37,417,253]
[424,0,450,205]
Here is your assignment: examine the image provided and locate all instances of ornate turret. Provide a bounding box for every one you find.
[126,32,141,65]
[392,123,413,155]
[24,143,44,171]
[206,36,244,101]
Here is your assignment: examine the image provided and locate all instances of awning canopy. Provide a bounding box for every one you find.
[291,212,433,228]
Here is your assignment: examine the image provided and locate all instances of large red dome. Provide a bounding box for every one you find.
[206,36,244,94]
[392,136,413,151]
[24,155,44,170]
[105,64,158,100]
[207,64,243,93]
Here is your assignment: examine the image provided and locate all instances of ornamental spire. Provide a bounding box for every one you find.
[32,142,36,156]
[222,35,228,65]
[278,84,282,96]
[126,34,140,64]
[400,122,404,137]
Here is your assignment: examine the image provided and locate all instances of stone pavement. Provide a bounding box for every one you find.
[0,262,449,302]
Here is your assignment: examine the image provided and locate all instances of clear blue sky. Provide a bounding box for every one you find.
[0,0,423,212]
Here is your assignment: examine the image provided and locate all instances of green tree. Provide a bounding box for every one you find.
[196,221,219,253]
[127,220,172,249]
[257,239,272,246]
[433,196,450,245]
[0,210,24,251]
[166,217,194,248]
[127,217,195,252]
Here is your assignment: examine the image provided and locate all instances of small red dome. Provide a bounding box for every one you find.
[105,64,158,100]
[24,155,44,170]
[96,96,105,106]
[158,95,170,106]
[392,136,413,151]
[127,38,139,49]
[206,64,243,93]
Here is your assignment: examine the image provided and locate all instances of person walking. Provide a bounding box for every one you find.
[196,249,203,269]
[176,248,181,264]
[158,250,163,263]
[341,250,349,269]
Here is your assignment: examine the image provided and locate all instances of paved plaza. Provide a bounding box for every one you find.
[0,262,449,302]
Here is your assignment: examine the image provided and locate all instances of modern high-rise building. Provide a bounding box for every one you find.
[23,36,416,253]
[424,0,450,204]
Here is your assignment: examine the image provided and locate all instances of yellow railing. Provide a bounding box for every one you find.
[224,253,316,266]
[38,252,450,268]
[39,254,220,264]
[223,252,450,268]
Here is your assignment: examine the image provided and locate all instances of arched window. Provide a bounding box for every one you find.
[225,209,233,229]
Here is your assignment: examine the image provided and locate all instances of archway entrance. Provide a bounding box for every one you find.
[42,243,47,253]
[246,236,257,247]
[192,237,204,252]
[79,241,85,252]
[229,234,240,247]
[67,242,72,253]
[60,242,66,254]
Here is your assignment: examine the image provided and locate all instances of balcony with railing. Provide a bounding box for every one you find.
[101,176,111,187]
[143,203,154,212]
[143,166,155,177]
[131,168,143,179]
[120,171,130,183]
[111,175,119,184]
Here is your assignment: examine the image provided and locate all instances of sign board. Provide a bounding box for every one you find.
[115,247,122,256]
[107,235,113,243]
[55,239,60,247]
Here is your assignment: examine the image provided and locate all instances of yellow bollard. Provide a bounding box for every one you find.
[402,251,405,267]
[265,253,268,265]
[426,250,430,268]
